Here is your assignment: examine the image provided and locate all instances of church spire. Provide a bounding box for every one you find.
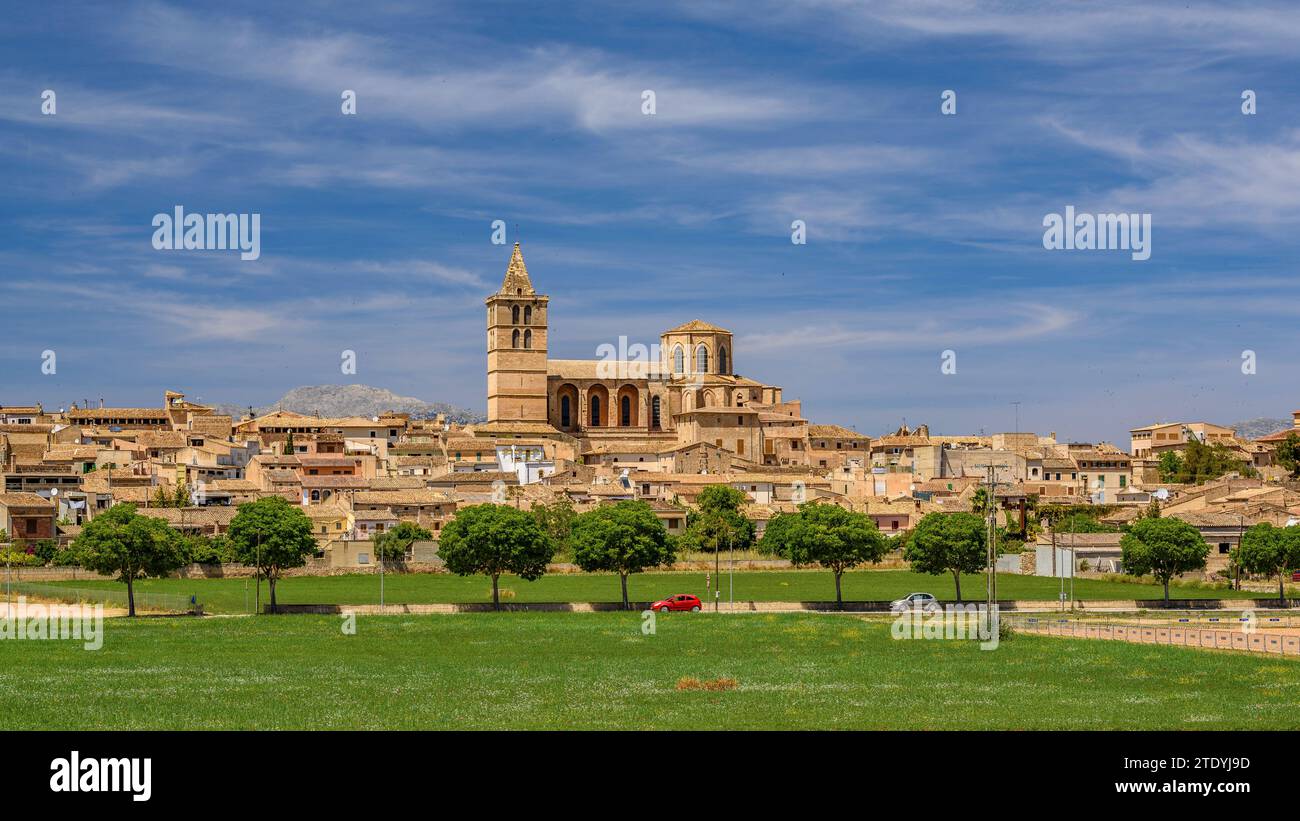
[499,242,535,295]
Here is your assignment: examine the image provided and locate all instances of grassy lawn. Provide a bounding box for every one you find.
[1,613,1296,730]
[31,569,1260,614]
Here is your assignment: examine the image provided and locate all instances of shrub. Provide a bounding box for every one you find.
[0,548,43,567]
[31,539,59,565]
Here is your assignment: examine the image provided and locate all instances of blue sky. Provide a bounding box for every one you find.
[2,0,1298,445]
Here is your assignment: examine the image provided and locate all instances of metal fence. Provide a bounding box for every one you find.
[1007,614,1300,657]
[1,580,199,614]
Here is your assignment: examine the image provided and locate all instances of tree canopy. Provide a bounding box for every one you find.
[227,496,318,613]
[1120,517,1209,603]
[1275,432,1300,479]
[531,497,577,560]
[679,484,755,553]
[1158,440,1252,484]
[374,521,434,561]
[571,501,674,609]
[438,504,555,609]
[903,512,987,603]
[1234,522,1300,603]
[73,503,187,616]
[759,502,887,608]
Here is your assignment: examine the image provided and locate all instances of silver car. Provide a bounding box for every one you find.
[890,592,941,613]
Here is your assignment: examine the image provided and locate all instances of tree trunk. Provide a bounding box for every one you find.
[1281,574,1286,607]
[834,571,843,610]
[126,575,136,618]
[1162,577,1170,605]
[620,572,629,610]
[492,573,500,611]
[953,570,962,603]
[269,576,277,614]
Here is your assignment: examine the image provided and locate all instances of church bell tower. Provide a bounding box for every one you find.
[485,243,549,424]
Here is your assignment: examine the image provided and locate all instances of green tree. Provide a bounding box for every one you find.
[1275,432,1300,479]
[571,501,674,609]
[757,510,800,556]
[31,538,59,565]
[1234,523,1300,603]
[680,484,754,553]
[760,502,887,608]
[1120,517,1209,604]
[72,504,187,616]
[181,533,234,565]
[970,487,992,519]
[1140,498,1162,520]
[374,521,433,562]
[1054,512,1118,534]
[903,512,987,602]
[1157,451,1184,483]
[438,504,555,610]
[532,498,577,560]
[151,485,172,508]
[228,496,317,613]
[284,430,296,455]
[173,480,191,508]
[1159,440,1250,485]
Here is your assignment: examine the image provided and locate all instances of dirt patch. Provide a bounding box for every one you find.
[676,676,738,691]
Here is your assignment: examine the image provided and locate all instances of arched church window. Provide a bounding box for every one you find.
[561,395,571,428]
[621,395,631,426]
[512,329,520,348]
[673,345,684,373]
[590,396,602,427]
[524,329,533,349]
[512,305,520,323]
[719,346,728,374]
[524,306,532,324]
[696,345,709,373]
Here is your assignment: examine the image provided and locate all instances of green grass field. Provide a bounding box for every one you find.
[30,569,1261,614]
[1,613,1296,729]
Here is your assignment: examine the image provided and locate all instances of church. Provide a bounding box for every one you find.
[472,243,853,472]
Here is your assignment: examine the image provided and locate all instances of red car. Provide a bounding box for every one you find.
[652,594,702,613]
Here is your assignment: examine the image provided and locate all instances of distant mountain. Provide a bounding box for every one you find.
[1230,417,1292,440]
[212,385,484,424]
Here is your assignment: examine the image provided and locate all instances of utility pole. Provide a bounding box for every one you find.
[729,531,734,609]
[255,530,262,615]
[974,462,1009,614]
[714,529,721,612]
